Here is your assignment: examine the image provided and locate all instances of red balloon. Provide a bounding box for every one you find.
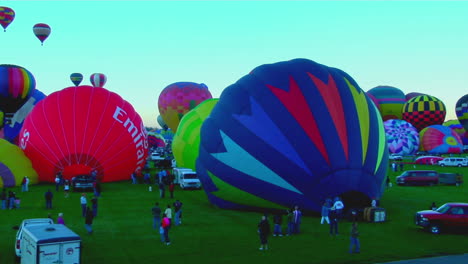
[19,85,148,182]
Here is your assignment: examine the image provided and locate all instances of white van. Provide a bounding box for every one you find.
[173,167,201,189]
[438,157,468,167]
[14,218,54,259]
[21,224,81,264]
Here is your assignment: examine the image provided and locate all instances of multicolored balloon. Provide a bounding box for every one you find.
[172,98,218,170]
[2,89,46,144]
[147,132,166,148]
[33,23,51,45]
[0,64,36,113]
[402,95,446,131]
[19,85,148,182]
[70,73,83,86]
[0,6,15,32]
[384,119,419,155]
[157,115,168,130]
[366,92,381,111]
[90,73,107,88]
[456,94,468,131]
[158,82,213,132]
[197,59,388,213]
[367,86,406,121]
[405,92,425,101]
[0,138,38,188]
[420,125,463,154]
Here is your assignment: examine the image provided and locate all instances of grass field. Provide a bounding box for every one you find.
[1,163,467,264]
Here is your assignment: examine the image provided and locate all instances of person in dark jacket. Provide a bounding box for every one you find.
[273,213,283,236]
[85,206,94,234]
[349,222,360,253]
[44,189,53,209]
[329,208,339,236]
[258,215,271,250]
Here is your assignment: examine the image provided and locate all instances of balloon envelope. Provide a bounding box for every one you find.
[455,94,468,131]
[197,59,388,213]
[147,132,166,148]
[70,73,83,86]
[0,138,38,188]
[420,125,463,154]
[157,115,168,130]
[402,95,446,131]
[90,73,107,88]
[0,64,36,113]
[384,119,419,155]
[33,23,51,45]
[172,98,218,170]
[158,82,213,132]
[367,86,406,121]
[0,6,15,31]
[19,85,148,182]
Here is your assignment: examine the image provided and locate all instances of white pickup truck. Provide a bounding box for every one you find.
[172,168,201,189]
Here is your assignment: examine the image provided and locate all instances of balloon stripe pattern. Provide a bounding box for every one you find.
[90,73,107,88]
[20,86,148,182]
[402,95,446,131]
[197,59,388,213]
[0,65,36,113]
[0,6,15,31]
[70,73,83,86]
[33,23,51,45]
[367,86,406,120]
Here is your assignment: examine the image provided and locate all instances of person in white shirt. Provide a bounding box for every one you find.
[80,193,87,217]
[164,204,172,227]
[333,197,344,219]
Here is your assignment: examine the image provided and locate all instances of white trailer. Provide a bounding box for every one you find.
[21,224,81,264]
[173,167,201,189]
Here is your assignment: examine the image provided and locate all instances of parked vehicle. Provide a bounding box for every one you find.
[396,170,439,186]
[151,152,164,161]
[414,156,444,165]
[438,173,463,186]
[173,167,201,189]
[389,154,403,161]
[415,203,468,234]
[13,218,54,259]
[71,175,94,192]
[20,224,81,264]
[438,157,468,167]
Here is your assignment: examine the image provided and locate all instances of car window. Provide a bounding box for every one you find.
[461,207,468,215]
[450,207,463,215]
[436,204,450,213]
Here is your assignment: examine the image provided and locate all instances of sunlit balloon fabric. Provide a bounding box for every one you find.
[172,98,218,170]
[0,138,38,188]
[197,59,388,213]
[384,119,419,155]
[70,73,83,86]
[33,23,51,45]
[19,85,148,182]
[90,73,107,88]
[420,125,463,154]
[2,89,46,144]
[0,64,36,113]
[0,6,15,32]
[367,86,406,121]
[402,95,446,131]
[158,82,213,132]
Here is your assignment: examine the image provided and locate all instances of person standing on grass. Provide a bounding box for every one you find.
[55,172,62,191]
[329,207,339,236]
[21,177,27,192]
[164,204,172,227]
[169,182,175,198]
[349,222,360,254]
[57,213,66,225]
[64,180,70,198]
[1,189,6,210]
[80,193,87,217]
[321,201,331,224]
[293,205,302,234]
[173,200,183,225]
[91,196,98,218]
[286,209,294,236]
[25,176,30,192]
[159,181,165,198]
[258,215,271,250]
[162,213,171,245]
[152,202,161,229]
[333,197,344,219]
[273,212,283,236]
[44,189,53,209]
[85,206,94,234]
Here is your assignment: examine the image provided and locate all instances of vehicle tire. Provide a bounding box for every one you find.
[440,164,445,167]
[458,164,462,167]
[429,224,441,234]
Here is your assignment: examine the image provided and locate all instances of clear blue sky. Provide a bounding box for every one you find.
[2,1,467,127]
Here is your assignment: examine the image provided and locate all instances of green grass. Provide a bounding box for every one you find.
[1,164,467,264]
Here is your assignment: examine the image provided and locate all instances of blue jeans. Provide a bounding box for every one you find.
[46,200,52,209]
[349,237,360,253]
[293,222,300,234]
[164,227,170,243]
[287,222,294,235]
[274,224,282,235]
[175,211,182,225]
[92,206,98,217]
[81,204,87,217]
[330,219,338,235]
[153,217,161,229]
[85,224,93,234]
[1,200,6,210]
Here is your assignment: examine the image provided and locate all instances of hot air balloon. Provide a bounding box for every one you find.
[0,64,36,114]
[420,125,463,154]
[402,95,446,131]
[157,115,168,130]
[456,94,468,131]
[70,73,83,86]
[197,59,388,213]
[19,85,148,182]
[405,92,425,101]
[158,82,212,132]
[172,98,218,170]
[147,132,166,148]
[2,89,46,144]
[0,138,38,188]
[0,110,4,129]
[33,23,51,45]
[384,119,419,155]
[0,6,15,32]
[367,86,406,121]
[90,73,107,88]
[366,92,381,111]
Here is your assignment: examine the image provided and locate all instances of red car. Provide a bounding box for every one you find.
[415,203,468,234]
[396,170,439,186]
[414,156,444,165]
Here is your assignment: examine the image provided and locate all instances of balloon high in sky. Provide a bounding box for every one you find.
[0,6,15,32]
[32,23,51,45]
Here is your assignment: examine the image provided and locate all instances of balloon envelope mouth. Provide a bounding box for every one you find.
[62,164,92,180]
